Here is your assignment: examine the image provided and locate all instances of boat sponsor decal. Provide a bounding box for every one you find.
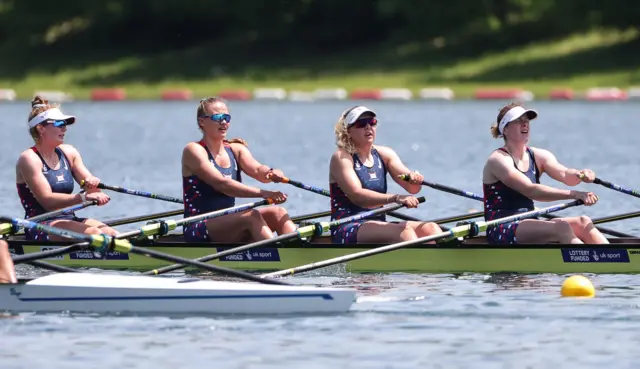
[561,248,630,263]
[69,250,130,260]
[215,248,281,262]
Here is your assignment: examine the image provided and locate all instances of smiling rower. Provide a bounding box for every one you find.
[181,97,295,243]
[15,96,118,241]
[482,102,607,244]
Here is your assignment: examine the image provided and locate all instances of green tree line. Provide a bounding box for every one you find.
[0,0,637,57]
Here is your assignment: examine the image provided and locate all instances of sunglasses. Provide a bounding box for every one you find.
[200,113,231,123]
[42,120,69,127]
[348,117,377,129]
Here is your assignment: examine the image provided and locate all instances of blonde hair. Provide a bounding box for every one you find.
[490,102,522,139]
[28,95,59,142]
[196,96,247,147]
[334,106,358,154]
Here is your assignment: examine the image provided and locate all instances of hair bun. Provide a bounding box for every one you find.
[30,95,48,108]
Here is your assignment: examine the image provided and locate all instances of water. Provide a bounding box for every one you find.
[0,99,639,368]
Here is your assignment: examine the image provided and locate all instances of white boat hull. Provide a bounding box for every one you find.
[0,273,355,315]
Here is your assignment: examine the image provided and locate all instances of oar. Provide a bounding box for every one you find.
[0,200,97,236]
[81,181,183,204]
[399,174,633,238]
[143,197,426,276]
[590,177,640,199]
[292,210,331,223]
[261,200,584,278]
[398,174,483,201]
[0,216,291,286]
[103,209,183,227]
[280,177,422,222]
[12,242,89,264]
[115,200,273,240]
[592,210,640,225]
[15,257,79,273]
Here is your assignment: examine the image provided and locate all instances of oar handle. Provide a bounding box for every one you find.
[81,181,184,204]
[398,174,483,201]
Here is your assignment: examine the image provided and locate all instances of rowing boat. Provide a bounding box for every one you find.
[0,272,355,315]
[7,234,640,274]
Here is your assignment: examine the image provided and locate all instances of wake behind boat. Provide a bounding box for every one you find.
[0,272,355,315]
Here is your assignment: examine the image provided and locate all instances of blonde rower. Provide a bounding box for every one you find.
[329,106,441,244]
[182,97,295,242]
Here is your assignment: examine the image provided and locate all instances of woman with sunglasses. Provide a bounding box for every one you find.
[181,97,295,242]
[482,102,606,244]
[15,96,118,241]
[329,105,442,244]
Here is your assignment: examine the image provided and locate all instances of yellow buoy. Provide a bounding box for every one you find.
[561,275,595,297]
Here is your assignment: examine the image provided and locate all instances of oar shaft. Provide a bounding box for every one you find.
[143,231,301,275]
[24,259,78,273]
[399,175,483,201]
[104,209,183,227]
[282,177,422,222]
[115,200,272,239]
[2,216,291,286]
[593,178,640,199]
[261,200,582,278]
[12,242,89,264]
[86,182,184,204]
[0,201,97,235]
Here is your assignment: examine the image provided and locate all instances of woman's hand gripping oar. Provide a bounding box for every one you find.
[399,174,633,238]
[278,177,422,222]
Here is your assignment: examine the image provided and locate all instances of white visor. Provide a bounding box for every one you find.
[498,106,537,136]
[27,108,76,129]
[343,106,376,128]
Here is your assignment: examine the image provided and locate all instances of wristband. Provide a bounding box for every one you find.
[79,192,87,203]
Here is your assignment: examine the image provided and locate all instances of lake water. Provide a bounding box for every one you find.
[0,99,639,368]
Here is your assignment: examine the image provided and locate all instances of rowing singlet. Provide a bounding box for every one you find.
[483,147,540,245]
[183,141,242,218]
[483,147,540,220]
[330,148,387,243]
[17,147,75,219]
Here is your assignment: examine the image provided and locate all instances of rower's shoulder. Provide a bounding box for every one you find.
[486,149,511,167]
[17,148,40,168]
[528,146,553,160]
[57,144,78,157]
[331,148,353,161]
[183,141,204,152]
[372,145,395,157]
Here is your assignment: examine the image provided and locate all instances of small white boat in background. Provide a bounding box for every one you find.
[0,273,355,315]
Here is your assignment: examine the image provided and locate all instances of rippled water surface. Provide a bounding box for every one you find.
[0,100,639,368]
